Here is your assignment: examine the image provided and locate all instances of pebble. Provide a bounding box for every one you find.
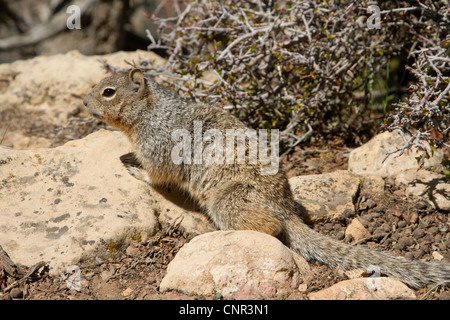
[122,287,133,297]
[298,283,308,292]
[336,231,345,241]
[323,223,334,231]
[428,226,439,235]
[409,213,419,224]
[361,199,377,210]
[368,211,381,219]
[372,229,386,241]
[438,242,448,251]
[397,220,407,228]
[387,209,402,217]
[413,229,425,239]
[371,206,384,213]
[10,287,23,299]
[415,201,429,210]
[413,249,425,259]
[146,275,157,284]
[125,244,141,257]
[432,251,444,261]
[383,223,392,232]
[394,237,413,250]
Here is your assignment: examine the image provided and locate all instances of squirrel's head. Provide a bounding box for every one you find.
[83,68,150,134]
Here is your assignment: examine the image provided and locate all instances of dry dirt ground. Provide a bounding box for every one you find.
[0,111,449,301]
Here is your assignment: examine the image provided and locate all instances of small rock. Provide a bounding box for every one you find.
[345,218,370,242]
[308,277,416,300]
[433,234,442,243]
[100,267,115,281]
[413,229,426,239]
[146,275,157,284]
[10,287,23,299]
[409,213,419,224]
[323,222,335,231]
[298,283,308,292]
[372,228,387,241]
[439,242,449,252]
[384,176,395,188]
[414,249,426,259]
[336,231,345,241]
[125,244,141,257]
[394,237,413,250]
[428,227,439,235]
[432,251,444,261]
[415,202,429,210]
[360,199,377,210]
[122,288,133,297]
[358,217,370,228]
[343,268,366,279]
[368,211,381,220]
[387,209,402,217]
[344,234,354,243]
[397,220,407,228]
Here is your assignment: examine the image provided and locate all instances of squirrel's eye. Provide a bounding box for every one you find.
[102,88,116,97]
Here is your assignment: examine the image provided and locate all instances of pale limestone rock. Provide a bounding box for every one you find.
[290,170,361,221]
[345,218,370,242]
[393,169,449,210]
[348,131,443,177]
[160,230,312,299]
[0,130,159,275]
[308,277,416,300]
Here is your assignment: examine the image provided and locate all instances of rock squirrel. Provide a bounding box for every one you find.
[83,68,450,289]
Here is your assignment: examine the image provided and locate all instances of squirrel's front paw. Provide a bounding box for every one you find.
[120,152,153,186]
[126,166,154,186]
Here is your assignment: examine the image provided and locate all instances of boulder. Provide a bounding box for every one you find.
[0,130,159,275]
[348,131,443,177]
[159,230,312,299]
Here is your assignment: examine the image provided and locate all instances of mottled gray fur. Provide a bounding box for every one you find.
[84,69,450,289]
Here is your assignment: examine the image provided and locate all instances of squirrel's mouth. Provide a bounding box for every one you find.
[90,112,104,120]
[84,105,104,120]
[83,97,104,120]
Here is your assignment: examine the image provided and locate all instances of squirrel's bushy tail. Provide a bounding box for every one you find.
[283,215,450,289]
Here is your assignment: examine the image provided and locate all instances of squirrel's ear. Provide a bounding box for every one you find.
[129,68,146,97]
